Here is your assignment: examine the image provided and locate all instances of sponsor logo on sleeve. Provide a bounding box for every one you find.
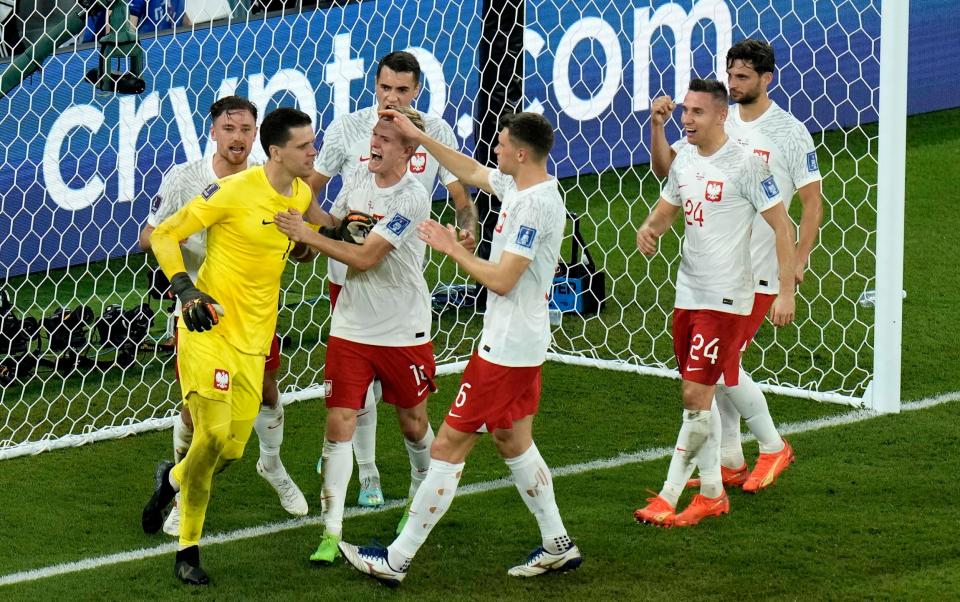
[386,214,411,236]
[150,195,163,213]
[753,148,771,163]
[201,183,220,200]
[214,368,230,391]
[704,180,724,202]
[516,225,537,248]
[409,152,427,173]
[761,175,780,199]
[806,151,819,172]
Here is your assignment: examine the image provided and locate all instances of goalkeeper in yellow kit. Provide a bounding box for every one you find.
[141,107,318,585]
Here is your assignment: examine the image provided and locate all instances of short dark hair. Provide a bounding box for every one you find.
[376,51,421,84]
[210,95,258,121]
[499,112,554,160]
[726,39,776,75]
[687,78,728,105]
[259,107,313,155]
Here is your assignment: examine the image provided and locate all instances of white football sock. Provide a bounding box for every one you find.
[353,383,380,482]
[715,387,746,469]
[504,442,570,554]
[660,408,711,507]
[319,440,353,538]
[390,458,463,565]
[172,412,193,464]
[694,401,723,498]
[404,423,435,500]
[726,367,784,454]
[254,404,284,473]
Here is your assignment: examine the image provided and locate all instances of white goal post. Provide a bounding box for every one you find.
[0,0,911,459]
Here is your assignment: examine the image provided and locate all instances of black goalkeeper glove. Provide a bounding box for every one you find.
[169,272,224,332]
[320,211,377,244]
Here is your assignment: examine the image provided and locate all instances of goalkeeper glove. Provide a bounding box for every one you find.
[169,272,224,332]
[320,211,377,244]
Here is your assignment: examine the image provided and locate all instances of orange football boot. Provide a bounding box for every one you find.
[634,495,676,528]
[742,439,795,493]
[673,492,730,527]
[686,463,749,489]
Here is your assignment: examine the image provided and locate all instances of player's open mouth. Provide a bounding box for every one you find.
[228,145,245,154]
[370,151,383,162]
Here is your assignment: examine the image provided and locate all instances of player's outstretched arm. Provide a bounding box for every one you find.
[379,109,493,193]
[303,197,338,230]
[418,219,529,296]
[275,209,391,271]
[636,198,680,256]
[761,203,797,326]
[794,180,823,284]
[649,96,678,179]
[446,180,478,252]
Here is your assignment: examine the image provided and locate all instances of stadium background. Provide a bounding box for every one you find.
[2,0,957,276]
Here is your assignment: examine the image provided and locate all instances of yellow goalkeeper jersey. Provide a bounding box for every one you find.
[181,165,311,356]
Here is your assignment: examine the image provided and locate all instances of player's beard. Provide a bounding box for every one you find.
[219,148,248,167]
[733,87,762,106]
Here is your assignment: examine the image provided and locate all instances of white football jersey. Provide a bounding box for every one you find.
[663,138,783,314]
[315,105,459,286]
[330,169,432,347]
[147,156,218,281]
[479,170,566,367]
[673,102,821,294]
[726,102,821,293]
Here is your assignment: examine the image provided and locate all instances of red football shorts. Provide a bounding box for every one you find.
[264,334,281,372]
[444,352,542,434]
[672,308,747,387]
[329,282,342,310]
[740,293,777,351]
[324,336,435,410]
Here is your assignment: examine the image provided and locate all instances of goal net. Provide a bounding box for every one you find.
[0,0,887,459]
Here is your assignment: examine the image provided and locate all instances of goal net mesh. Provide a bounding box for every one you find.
[0,0,879,458]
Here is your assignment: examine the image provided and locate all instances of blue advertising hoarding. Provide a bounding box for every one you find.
[525,0,960,179]
[0,0,481,276]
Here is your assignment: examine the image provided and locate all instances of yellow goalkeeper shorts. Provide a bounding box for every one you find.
[176,328,264,421]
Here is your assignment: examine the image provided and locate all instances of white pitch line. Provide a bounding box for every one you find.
[2,390,958,588]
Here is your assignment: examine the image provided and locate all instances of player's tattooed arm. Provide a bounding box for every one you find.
[449,182,479,252]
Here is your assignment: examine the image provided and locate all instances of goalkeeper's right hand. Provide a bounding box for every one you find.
[170,272,224,332]
[320,210,377,244]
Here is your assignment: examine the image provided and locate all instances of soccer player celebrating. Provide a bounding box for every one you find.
[274,106,435,567]
[634,79,797,527]
[306,51,478,510]
[141,107,318,585]
[337,110,582,586]
[139,97,309,537]
[649,39,823,493]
